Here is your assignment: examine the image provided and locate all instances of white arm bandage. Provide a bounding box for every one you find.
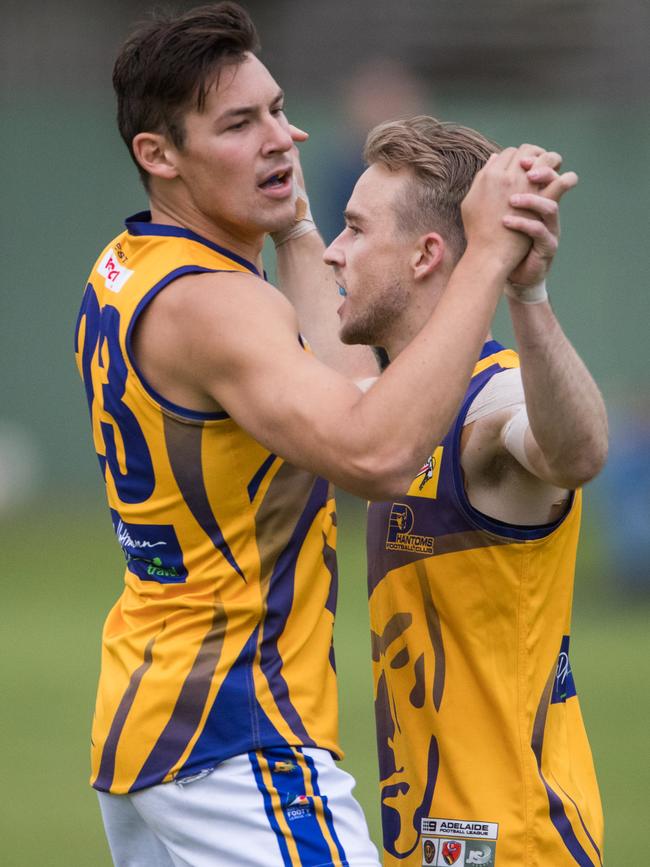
[466,368,538,475]
[465,367,525,425]
[271,179,317,247]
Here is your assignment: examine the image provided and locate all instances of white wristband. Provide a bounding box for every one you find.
[271,180,317,247]
[505,279,548,305]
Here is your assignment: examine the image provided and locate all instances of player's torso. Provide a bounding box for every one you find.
[75,214,340,793]
[367,342,603,867]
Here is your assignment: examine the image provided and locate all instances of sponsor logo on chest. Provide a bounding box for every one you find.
[408,445,444,499]
[98,248,133,293]
[385,446,445,554]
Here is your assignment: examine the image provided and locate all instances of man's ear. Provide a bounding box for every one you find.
[132,132,180,181]
[410,232,445,281]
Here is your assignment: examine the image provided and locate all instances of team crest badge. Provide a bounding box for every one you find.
[466,843,494,864]
[273,760,296,773]
[442,841,463,864]
[386,503,434,554]
[407,446,443,499]
[422,838,437,864]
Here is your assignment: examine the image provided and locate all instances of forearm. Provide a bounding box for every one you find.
[509,298,608,487]
[275,231,378,377]
[341,250,509,495]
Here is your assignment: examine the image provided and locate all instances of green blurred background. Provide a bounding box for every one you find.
[1,1,648,863]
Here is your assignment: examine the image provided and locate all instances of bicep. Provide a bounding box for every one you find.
[184,276,366,478]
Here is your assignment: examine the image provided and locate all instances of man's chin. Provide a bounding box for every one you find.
[339,324,374,347]
[265,202,299,234]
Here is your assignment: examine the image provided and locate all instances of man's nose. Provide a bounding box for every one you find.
[263,114,293,155]
[323,235,345,267]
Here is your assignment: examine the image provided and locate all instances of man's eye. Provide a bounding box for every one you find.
[227,120,248,131]
[347,225,360,236]
[271,107,285,117]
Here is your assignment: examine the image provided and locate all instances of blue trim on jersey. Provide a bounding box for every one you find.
[449,344,574,541]
[555,780,604,866]
[551,635,577,704]
[75,283,101,415]
[479,338,504,359]
[540,774,597,866]
[249,751,294,867]
[248,453,279,502]
[260,478,330,747]
[125,265,230,421]
[125,211,261,276]
[177,627,290,779]
[94,635,157,792]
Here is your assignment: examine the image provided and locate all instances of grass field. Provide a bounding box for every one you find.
[1,494,647,865]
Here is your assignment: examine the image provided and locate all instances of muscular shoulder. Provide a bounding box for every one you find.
[145,270,296,335]
[132,270,301,413]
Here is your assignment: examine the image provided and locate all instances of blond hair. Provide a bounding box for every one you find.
[364,115,499,256]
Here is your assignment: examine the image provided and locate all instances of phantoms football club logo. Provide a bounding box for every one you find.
[386,503,434,554]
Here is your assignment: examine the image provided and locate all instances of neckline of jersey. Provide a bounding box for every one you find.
[480,338,503,359]
[125,210,260,276]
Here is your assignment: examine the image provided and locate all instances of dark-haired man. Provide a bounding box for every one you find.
[74,4,575,865]
[321,116,607,866]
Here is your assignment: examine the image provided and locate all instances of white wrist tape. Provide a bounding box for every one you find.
[271,179,317,247]
[505,279,548,305]
[502,405,537,474]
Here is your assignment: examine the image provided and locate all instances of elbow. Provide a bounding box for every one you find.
[342,447,421,501]
[574,437,609,487]
[550,435,609,490]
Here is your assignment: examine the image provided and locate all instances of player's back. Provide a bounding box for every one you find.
[75,213,341,794]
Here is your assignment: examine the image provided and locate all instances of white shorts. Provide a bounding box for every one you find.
[97,746,380,867]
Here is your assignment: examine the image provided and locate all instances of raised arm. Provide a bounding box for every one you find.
[271,128,378,379]
[501,170,608,489]
[505,300,608,489]
[134,146,561,501]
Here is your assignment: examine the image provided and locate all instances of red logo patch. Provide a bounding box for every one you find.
[442,841,463,864]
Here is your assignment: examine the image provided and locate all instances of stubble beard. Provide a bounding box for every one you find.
[340,277,409,348]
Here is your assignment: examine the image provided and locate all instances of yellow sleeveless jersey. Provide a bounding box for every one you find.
[366,341,603,867]
[74,212,341,794]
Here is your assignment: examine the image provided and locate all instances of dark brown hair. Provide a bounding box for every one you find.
[364,115,500,257]
[113,2,260,185]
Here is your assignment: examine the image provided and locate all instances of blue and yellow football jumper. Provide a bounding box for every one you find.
[367,341,603,867]
[74,212,341,795]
